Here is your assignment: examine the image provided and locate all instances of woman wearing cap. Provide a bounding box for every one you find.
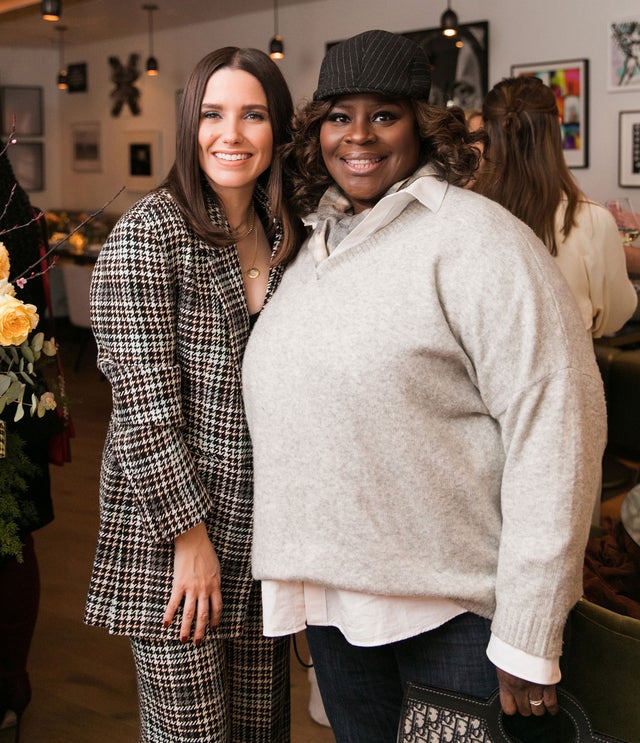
[473,75,636,338]
[243,30,606,743]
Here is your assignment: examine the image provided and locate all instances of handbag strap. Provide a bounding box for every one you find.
[485,688,625,743]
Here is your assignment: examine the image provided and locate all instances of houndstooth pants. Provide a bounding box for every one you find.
[130,584,290,743]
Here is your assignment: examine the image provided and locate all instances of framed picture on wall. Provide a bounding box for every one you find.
[608,19,640,92]
[511,59,589,169]
[327,22,489,111]
[0,86,43,136]
[6,142,44,191]
[619,110,640,187]
[124,130,162,192]
[71,121,101,172]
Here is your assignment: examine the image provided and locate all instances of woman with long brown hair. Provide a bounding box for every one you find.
[473,75,636,337]
[85,46,302,742]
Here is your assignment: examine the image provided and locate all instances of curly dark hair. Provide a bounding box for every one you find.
[284,97,487,217]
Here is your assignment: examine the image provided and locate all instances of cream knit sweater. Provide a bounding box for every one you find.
[243,172,606,659]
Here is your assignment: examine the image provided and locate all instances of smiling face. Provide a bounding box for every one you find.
[197,67,273,202]
[319,94,421,213]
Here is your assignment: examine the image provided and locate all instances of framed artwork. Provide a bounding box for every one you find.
[619,111,640,187]
[511,59,589,169]
[67,63,88,93]
[6,142,44,191]
[0,86,43,136]
[124,130,161,191]
[404,21,489,110]
[71,122,101,172]
[608,19,640,91]
[328,22,489,111]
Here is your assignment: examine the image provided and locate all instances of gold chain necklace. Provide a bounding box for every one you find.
[245,224,260,280]
[231,205,255,242]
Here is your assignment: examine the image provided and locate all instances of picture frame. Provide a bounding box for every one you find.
[608,19,640,92]
[67,62,88,93]
[6,142,44,191]
[0,86,43,137]
[618,110,640,187]
[328,21,489,111]
[404,21,489,111]
[511,59,589,169]
[124,130,162,192]
[71,121,101,172]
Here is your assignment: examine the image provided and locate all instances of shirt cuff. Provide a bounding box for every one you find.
[486,633,561,685]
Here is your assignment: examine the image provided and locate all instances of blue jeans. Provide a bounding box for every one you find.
[306,613,566,743]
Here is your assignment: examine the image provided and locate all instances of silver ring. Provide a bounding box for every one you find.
[529,698,544,707]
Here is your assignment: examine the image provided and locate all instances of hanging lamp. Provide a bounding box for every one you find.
[440,0,458,37]
[41,0,61,21]
[269,0,284,60]
[55,25,68,90]
[143,4,159,76]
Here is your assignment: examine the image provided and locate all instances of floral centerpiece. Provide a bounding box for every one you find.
[0,241,58,561]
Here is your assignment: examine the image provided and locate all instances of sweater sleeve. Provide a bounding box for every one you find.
[441,208,607,657]
[91,197,210,543]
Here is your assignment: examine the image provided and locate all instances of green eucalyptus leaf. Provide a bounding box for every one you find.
[19,371,35,386]
[31,393,38,417]
[13,401,24,422]
[0,374,11,395]
[21,344,34,364]
[0,347,11,364]
[9,347,19,364]
[5,380,22,403]
[30,333,44,353]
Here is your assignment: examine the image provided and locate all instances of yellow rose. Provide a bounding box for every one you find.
[0,293,39,346]
[0,278,16,297]
[0,242,10,281]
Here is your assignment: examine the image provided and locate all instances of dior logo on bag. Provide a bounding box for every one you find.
[397,683,627,743]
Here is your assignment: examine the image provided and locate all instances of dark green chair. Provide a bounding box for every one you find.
[564,598,640,742]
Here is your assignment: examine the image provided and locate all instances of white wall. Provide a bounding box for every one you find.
[1,0,639,213]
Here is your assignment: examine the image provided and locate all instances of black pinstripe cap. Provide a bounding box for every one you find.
[313,29,431,102]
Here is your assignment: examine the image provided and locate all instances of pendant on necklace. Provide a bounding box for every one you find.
[246,267,260,279]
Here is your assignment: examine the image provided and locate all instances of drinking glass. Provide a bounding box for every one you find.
[605,198,640,247]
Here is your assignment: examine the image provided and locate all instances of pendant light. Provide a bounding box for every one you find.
[41,0,61,21]
[55,25,68,90]
[143,4,159,76]
[440,0,458,37]
[269,0,284,61]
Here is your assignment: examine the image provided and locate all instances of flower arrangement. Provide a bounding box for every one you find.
[0,242,58,423]
[1,242,59,561]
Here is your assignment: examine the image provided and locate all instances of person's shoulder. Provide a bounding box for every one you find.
[442,183,539,242]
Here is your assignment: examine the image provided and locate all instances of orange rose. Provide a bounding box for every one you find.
[0,242,10,281]
[0,293,39,346]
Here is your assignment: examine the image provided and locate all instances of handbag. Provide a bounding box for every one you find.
[397,683,627,743]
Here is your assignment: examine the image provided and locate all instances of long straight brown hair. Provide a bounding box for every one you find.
[473,76,583,255]
[162,47,303,266]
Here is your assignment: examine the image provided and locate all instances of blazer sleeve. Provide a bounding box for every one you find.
[90,197,210,543]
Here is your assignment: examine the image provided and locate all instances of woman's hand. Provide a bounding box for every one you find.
[163,522,223,644]
[496,668,559,717]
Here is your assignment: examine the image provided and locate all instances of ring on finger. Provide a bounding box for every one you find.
[529,698,544,707]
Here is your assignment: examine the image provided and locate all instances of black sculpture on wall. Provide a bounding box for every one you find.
[108,54,141,117]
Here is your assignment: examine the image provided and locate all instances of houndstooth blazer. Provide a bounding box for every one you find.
[84,184,283,639]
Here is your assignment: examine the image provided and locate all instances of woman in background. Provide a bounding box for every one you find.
[85,46,301,742]
[473,75,636,337]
